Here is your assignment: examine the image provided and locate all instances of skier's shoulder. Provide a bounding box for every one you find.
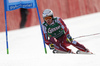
[42,22,45,25]
[53,17,63,23]
[42,22,48,27]
[53,17,61,21]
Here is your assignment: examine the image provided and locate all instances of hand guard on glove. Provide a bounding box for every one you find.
[66,34,73,43]
[49,44,55,50]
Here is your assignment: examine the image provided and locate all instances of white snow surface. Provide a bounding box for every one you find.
[0,12,100,66]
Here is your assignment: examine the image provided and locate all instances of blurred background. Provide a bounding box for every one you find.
[0,0,100,32]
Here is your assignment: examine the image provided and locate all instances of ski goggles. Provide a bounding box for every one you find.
[44,16,52,20]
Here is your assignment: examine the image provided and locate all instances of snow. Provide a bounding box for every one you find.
[0,12,100,66]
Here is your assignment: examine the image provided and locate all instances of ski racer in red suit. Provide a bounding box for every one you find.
[42,9,90,53]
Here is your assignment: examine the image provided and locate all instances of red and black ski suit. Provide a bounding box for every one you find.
[42,17,87,52]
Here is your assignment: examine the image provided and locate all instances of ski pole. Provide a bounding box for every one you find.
[73,33,100,39]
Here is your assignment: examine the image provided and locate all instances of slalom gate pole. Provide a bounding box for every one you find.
[4,0,9,54]
[36,4,47,54]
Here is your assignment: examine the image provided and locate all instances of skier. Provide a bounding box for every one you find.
[42,9,91,54]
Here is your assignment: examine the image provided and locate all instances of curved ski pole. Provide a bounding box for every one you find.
[73,33,100,39]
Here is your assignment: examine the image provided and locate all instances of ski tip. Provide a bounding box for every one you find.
[76,50,94,55]
[90,52,94,54]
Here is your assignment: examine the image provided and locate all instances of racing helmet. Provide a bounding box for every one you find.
[42,9,54,20]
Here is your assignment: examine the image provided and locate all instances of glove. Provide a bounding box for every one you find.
[66,34,73,43]
[49,44,55,50]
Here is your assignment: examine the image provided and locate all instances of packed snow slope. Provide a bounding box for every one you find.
[0,12,100,66]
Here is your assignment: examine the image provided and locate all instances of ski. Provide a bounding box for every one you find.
[52,49,93,54]
[76,50,93,55]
